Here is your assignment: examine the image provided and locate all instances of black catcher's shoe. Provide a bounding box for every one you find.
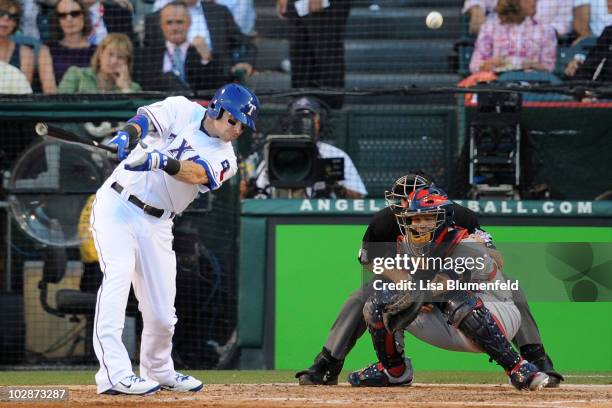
[520,344,565,388]
[295,348,344,385]
[347,359,413,387]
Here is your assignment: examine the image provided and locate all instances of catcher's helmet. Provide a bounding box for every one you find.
[207,83,259,130]
[395,186,454,255]
[384,173,433,214]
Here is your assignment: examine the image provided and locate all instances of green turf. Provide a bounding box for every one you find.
[0,370,610,385]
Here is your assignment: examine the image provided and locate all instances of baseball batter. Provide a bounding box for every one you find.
[297,174,563,387]
[348,185,549,390]
[90,84,259,395]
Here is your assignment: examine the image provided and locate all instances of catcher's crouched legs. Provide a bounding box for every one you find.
[443,292,549,391]
[347,295,413,387]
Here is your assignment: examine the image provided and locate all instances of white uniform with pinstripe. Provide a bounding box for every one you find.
[91,96,237,394]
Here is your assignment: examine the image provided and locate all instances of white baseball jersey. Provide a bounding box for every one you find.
[108,96,238,213]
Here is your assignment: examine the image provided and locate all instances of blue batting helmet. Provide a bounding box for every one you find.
[207,83,259,131]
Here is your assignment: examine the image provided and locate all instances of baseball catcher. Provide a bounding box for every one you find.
[296,174,563,387]
[347,185,549,390]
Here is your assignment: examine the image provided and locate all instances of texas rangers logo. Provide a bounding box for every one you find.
[220,160,230,181]
[169,139,195,160]
[245,102,257,117]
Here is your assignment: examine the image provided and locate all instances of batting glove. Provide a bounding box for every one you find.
[124,150,169,172]
[108,131,130,161]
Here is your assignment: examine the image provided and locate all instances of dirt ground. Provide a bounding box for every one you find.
[2,383,611,408]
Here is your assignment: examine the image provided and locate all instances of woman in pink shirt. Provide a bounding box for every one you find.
[469,0,557,73]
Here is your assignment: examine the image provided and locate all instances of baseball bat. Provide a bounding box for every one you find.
[34,122,118,153]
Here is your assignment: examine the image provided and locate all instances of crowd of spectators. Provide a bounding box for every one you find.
[463,0,612,81]
[2,0,612,95]
[0,0,255,94]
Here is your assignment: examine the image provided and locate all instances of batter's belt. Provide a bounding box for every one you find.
[111,182,175,219]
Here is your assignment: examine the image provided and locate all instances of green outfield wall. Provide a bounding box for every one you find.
[274,225,612,372]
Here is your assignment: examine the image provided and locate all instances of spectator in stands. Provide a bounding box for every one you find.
[0,60,33,93]
[20,0,40,39]
[0,0,35,83]
[469,0,557,73]
[44,0,96,86]
[81,0,134,45]
[144,0,255,91]
[153,0,256,36]
[573,0,612,42]
[565,24,612,80]
[134,1,222,91]
[58,32,141,92]
[463,0,573,37]
[276,0,351,109]
[241,96,367,199]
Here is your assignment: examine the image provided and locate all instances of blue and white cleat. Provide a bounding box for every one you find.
[348,358,414,387]
[509,360,550,391]
[161,372,204,392]
[102,375,160,395]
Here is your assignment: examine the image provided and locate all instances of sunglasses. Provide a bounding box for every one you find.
[163,19,186,25]
[0,10,19,20]
[227,117,245,129]
[57,10,83,19]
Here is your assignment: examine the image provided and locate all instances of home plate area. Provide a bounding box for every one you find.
[24,383,612,408]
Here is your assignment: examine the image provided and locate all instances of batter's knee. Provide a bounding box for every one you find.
[144,314,176,333]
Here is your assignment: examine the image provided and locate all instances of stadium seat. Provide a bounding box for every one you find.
[345,39,454,73]
[345,7,462,40]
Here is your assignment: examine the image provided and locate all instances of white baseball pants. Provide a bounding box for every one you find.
[406,293,521,352]
[90,185,177,393]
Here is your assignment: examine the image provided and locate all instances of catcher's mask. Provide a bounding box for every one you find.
[384,173,432,213]
[394,186,454,256]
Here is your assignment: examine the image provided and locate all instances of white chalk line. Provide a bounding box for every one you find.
[252,397,612,408]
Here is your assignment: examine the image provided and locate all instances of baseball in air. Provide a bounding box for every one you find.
[426,11,443,29]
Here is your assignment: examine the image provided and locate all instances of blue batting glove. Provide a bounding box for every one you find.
[108,131,130,161]
[124,150,168,172]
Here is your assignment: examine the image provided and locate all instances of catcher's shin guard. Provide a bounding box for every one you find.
[363,298,406,373]
[443,291,522,371]
[295,347,344,385]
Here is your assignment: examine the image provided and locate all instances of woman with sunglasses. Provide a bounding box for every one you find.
[43,0,96,86]
[0,0,35,85]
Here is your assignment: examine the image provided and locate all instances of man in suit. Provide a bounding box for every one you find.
[134,1,223,91]
[144,0,255,93]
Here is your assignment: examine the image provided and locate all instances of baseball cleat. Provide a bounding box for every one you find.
[295,348,344,385]
[102,375,160,395]
[531,354,564,388]
[161,373,203,392]
[520,345,564,388]
[348,359,413,387]
[509,360,549,391]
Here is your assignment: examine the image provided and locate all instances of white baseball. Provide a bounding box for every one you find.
[426,11,443,29]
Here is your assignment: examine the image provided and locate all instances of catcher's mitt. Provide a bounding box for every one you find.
[381,287,426,333]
